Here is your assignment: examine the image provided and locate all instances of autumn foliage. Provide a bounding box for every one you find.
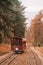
[26,10,43,46]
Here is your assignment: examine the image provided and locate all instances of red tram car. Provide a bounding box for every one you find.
[11,37,26,53]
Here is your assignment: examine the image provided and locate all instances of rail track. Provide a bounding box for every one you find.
[0,52,18,65]
[27,48,42,65]
[0,48,42,65]
[0,52,13,64]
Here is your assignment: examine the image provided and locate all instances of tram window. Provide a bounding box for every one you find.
[11,39,16,45]
[11,38,22,45]
[15,39,22,45]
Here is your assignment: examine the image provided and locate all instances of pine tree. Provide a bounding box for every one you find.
[0,0,26,39]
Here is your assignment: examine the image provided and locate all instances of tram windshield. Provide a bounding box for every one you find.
[11,38,22,45]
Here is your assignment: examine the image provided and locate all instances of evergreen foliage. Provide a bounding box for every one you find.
[0,0,26,39]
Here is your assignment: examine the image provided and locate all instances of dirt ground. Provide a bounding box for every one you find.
[0,44,11,56]
[34,47,43,54]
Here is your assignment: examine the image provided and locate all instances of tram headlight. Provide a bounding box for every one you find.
[15,48,18,50]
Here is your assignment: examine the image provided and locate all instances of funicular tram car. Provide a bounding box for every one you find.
[11,37,26,53]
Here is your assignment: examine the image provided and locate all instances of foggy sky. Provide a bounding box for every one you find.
[19,0,43,27]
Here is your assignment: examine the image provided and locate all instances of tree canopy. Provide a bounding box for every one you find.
[26,10,43,46]
[0,0,26,39]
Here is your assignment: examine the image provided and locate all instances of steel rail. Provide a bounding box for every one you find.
[0,54,17,65]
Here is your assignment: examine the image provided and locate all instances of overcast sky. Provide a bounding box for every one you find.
[19,0,43,27]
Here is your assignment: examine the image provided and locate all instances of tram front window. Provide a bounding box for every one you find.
[11,38,22,45]
[15,39,22,45]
